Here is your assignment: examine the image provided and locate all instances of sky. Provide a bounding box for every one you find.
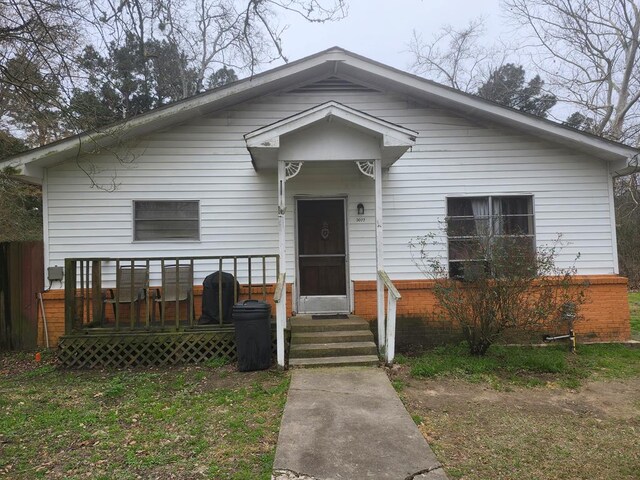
[276,0,507,71]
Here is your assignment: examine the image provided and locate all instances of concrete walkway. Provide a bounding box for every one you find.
[273,367,448,480]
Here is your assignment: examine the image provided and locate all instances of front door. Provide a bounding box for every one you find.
[296,198,349,313]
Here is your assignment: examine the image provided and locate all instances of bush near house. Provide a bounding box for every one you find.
[411,232,586,356]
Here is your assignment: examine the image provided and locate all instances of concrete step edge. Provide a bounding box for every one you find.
[290,341,377,351]
[289,355,380,368]
[290,323,371,332]
[289,341,378,358]
[291,331,374,343]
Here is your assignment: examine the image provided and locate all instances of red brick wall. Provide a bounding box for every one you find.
[38,275,630,347]
[353,275,631,343]
[37,284,293,348]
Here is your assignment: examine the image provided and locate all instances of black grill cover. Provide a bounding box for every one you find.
[199,271,238,325]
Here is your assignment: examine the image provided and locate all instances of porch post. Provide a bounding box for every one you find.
[276,161,286,368]
[374,158,385,351]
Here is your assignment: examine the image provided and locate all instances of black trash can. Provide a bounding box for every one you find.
[199,271,238,325]
[232,300,272,372]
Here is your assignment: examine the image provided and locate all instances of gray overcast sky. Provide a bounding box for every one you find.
[277,0,506,70]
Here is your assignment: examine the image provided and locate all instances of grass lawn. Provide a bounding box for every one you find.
[0,353,289,480]
[630,291,640,339]
[392,343,640,480]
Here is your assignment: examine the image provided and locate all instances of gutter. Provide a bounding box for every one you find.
[613,153,640,177]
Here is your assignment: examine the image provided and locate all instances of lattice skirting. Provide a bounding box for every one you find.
[58,329,279,368]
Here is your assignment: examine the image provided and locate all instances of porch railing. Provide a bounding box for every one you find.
[64,255,279,334]
[378,269,401,365]
[273,272,286,367]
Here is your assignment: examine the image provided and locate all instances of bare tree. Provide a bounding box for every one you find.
[503,0,640,289]
[409,18,509,92]
[0,165,42,241]
[85,0,347,99]
[503,0,640,144]
[0,0,348,151]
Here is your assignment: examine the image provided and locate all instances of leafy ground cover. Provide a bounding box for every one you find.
[0,352,289,480]
[630,291,640,339]
[391,343,640,479]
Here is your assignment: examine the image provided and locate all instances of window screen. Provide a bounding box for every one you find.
[133,201,199,241]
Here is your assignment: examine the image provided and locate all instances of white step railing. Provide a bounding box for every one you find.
[274,272,287,368]
[378,270,401,365]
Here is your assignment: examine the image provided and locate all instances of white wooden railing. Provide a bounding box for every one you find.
[378,270,402,365]
[274,272,287,368]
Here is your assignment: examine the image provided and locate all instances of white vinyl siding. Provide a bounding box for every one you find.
[45,85,617,285]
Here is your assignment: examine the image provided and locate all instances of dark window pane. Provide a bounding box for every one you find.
[493,196,533,235]
[500,215,532,235]
[135,201,199,220]
[496,196,531,215]
[134,201,199,241]
[447,217,489,237]
[448,197,487,217]
[449,260,488,280]
[448,238,485,261]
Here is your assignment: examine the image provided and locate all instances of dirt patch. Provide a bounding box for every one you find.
[396,371,640,421]
[391,366,640,480]
[0,350,57,376]
[195,363,283,392]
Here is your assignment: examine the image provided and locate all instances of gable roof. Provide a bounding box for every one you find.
[2,46,638,181]
[245,100,417,169]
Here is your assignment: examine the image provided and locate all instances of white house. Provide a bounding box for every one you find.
[3,47,637,368]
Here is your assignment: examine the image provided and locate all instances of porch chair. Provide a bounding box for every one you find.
[152,264,194,324]
[103,266,149,325]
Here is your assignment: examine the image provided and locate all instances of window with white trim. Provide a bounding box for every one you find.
[133,200,200,241]
[446,196,534,278]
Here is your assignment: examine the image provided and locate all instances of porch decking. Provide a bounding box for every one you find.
[58,254,401,368]
[59,254,284,368]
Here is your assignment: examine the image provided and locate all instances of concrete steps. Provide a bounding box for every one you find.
[289,355,379,368]
[291,329,374,344]
[288,315,379,368]
[290,317,372,333]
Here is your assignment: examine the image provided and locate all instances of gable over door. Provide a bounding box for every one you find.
[296,199,348,313]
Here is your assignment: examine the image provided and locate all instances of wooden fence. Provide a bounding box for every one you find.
[0,241,44,350]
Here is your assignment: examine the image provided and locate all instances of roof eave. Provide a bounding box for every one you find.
[3,46,638,173]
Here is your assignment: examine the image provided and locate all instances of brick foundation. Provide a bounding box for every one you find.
[353,275,631,349]
[37,284,293,348]
[38,275,630,348]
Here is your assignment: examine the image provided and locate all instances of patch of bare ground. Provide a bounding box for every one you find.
[391,366,640,480]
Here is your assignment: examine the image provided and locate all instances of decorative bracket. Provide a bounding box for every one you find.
[356,161,375,179]
[285,162,303,180]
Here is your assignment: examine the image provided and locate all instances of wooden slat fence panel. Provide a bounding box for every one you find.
[0,241,44,350]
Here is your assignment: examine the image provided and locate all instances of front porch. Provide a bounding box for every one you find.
[58,254,283,368]
[56,254,401,368]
